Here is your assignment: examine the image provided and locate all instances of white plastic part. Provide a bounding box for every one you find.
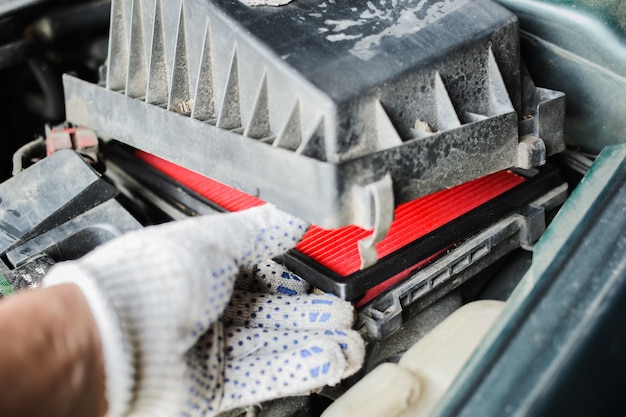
[322,300,505,417]
[321,363,421,417]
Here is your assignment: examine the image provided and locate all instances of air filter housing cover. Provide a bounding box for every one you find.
[63,0,565,230]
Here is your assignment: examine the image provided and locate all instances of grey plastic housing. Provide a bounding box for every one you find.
[64,0,565,230]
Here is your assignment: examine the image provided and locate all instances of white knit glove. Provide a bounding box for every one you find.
[43,204,364,417]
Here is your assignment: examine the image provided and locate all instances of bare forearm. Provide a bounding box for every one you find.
[0,284,107,417]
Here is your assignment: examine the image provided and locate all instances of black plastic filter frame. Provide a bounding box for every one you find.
[281,165,564,300]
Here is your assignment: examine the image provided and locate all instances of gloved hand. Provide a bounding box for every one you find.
[43,204,364,417]
[188,259,364,415]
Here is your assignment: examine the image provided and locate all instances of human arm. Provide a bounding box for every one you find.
[0,283,107,417]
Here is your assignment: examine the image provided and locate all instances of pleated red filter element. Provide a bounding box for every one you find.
[296,172,524,276]
[136,151,524,278]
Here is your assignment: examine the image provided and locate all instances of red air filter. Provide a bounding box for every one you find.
[136,151,524,277]
[296,172,523,276]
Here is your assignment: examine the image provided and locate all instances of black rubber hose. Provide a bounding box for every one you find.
[26,55,64,122]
